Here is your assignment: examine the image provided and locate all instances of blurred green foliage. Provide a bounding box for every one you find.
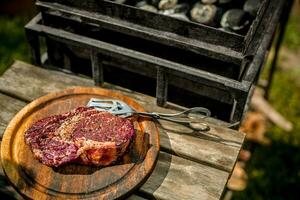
[0,15,32,75]
[282,14,300,50]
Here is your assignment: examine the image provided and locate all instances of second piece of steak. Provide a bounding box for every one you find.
[24,107,135,167]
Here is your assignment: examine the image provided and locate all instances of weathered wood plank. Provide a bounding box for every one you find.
[106,95,244,172]
[0,61,245,173]
[0,93,27,138]
[0,61,93,102]
[158,121,244,172]
[25,16,248,93]
[139,152,229,200]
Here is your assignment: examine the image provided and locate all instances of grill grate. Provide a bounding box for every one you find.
[25,0,287,124]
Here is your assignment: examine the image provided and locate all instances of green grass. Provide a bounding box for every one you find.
[281,14,300,50]
[0,15,33,75]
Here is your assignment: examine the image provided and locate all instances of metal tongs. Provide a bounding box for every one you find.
[87,98,211,131]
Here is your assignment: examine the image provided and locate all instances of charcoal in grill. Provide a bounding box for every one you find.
[158,3,190,15]
[151,0,178,10]
[243,0,261,17]
[135,0,147,7]
[201,0,217,4]
[219,0,234,5]
[190,3,218,26]
[159,3,190,20]
[137,3,158,12]
[112,0,127,3]
[221,9,252,33]
[111,0,256,34]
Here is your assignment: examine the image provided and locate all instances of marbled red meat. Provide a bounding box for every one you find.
[24,107,135,167]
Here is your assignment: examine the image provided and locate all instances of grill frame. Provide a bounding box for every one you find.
[25,0,287,124]
[36,0,271,54]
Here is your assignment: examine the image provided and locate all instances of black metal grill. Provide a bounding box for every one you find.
[25,0,288,124]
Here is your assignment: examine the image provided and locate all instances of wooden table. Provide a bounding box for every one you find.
[0,61,245,200]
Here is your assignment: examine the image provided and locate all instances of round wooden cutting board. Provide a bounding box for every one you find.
[1,87,160,200]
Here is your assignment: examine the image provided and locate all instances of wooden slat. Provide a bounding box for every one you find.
[0,93,26,138]
[139,152,229,200]
[0,61,245,173]
[25,15,249,93]
[115,92,244,172]
[104,94,245,172]
[158,121,244,172]
[0,61,93,102]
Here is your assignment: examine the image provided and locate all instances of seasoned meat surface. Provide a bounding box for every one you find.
[24,107,135,167]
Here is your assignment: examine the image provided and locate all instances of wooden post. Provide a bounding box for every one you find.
[25,30,41,66]
[264,0,294,99]
[45,39,64,68]
[90,50,104,86]
[156,67,168,106]
[229,90,249,128]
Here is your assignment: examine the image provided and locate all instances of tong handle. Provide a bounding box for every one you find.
[150,107,211,118]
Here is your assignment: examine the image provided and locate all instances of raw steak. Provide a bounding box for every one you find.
[24,107,135,167]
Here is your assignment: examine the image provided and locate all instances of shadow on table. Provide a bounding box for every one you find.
[161,120,242,149]
[136,121,172,199]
